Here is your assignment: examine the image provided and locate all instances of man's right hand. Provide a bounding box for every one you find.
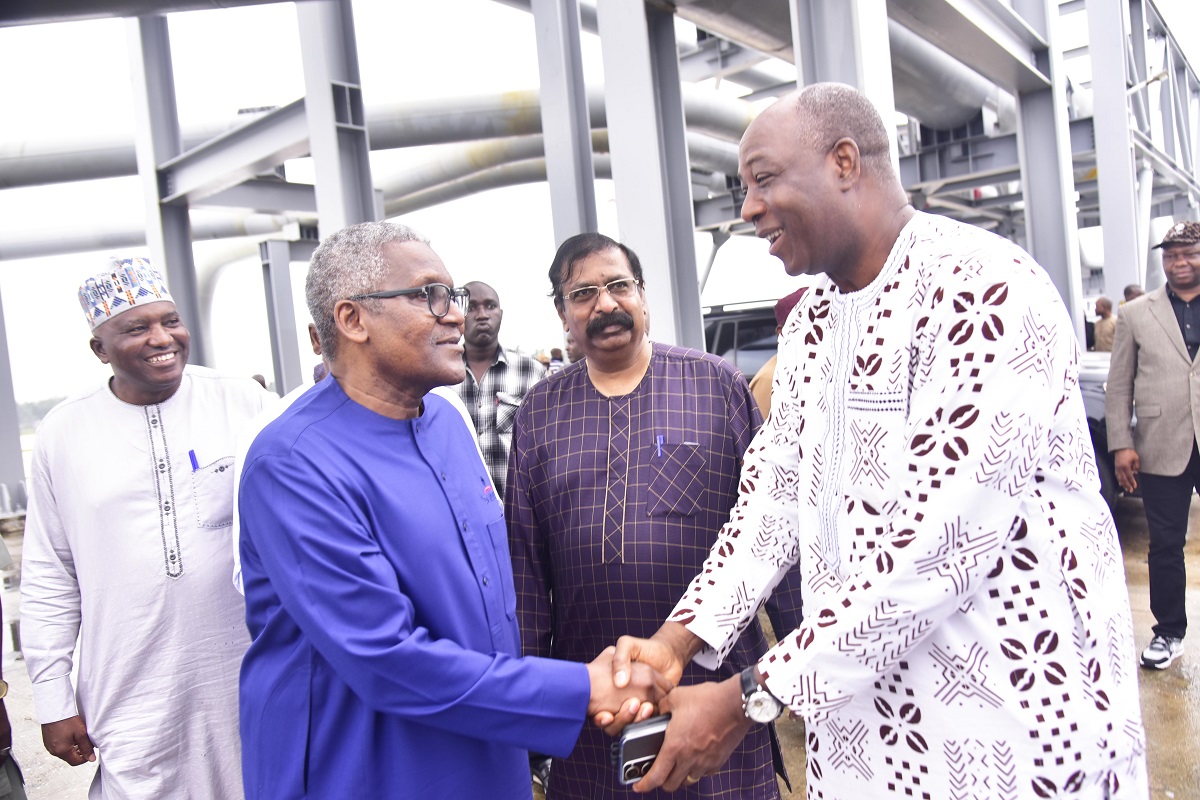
[611,622,700,691]
[1114,448,1140,493]
[586,647,671,736]
[42,716,96,766]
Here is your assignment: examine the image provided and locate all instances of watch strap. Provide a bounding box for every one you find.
[740,665,758,700]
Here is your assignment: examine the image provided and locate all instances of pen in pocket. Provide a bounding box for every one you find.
[656,435,664,457]
[188,450,199,472]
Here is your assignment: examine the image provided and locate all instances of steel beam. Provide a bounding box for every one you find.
[532,0,597,243]
[693,194,741,232]
[159,99,310,205]
[908,133,1022,190]
[888,0,1050,92]
[0,0,312,28]
[296,0,376,238]
[678,37,769,83]
[597,0,703,349]
[1132,131,1200,199]
[204,179,318,214]
[127,15,210,365]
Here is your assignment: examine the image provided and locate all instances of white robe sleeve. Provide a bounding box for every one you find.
[20,436,83,724]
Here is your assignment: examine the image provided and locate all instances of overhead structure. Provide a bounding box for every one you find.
[123,0,375,390]
[531,0,598,243]
[1086,0,1200,294]
[129,14,210,365]
[598,0,704,349]
[1,0,1198,501]
[0,0,314,27]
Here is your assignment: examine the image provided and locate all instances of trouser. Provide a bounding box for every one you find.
[1138,440,1200,640]
[0,750,26,800]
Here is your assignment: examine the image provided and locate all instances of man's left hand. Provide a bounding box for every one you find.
[631,677,753,793]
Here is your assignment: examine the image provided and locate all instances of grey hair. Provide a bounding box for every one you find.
[793,82,895,184]
[305,221,429,360]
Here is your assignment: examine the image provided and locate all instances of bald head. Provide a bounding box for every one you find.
[753,83,898,188]
[738,83,913,291]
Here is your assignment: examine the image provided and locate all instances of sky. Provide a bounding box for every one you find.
[0,0,1197,403]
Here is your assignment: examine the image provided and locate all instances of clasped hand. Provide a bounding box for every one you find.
[586,646,672,732]
[590,628,761,793]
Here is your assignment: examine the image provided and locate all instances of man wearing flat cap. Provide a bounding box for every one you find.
[20,256,271,798]
[1107,220,1200,670]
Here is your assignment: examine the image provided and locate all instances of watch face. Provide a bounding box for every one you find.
[0,679,8,701]
[745,692,781,723]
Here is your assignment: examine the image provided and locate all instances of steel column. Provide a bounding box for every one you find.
[127,15,210,365]
[259,239,315,395]
[596,0,702,349]
[0,290,26,496]
[1086,0,1145,296]
[789,0,899,169]
[296,0,376,237]
[1011,0,1085,340]
[532,0,597,243]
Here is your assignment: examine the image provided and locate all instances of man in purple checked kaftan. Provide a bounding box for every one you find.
[506,233,804,799]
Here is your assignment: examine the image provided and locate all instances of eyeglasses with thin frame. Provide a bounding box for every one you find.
[347,283,470,318]
[562,277,642,307]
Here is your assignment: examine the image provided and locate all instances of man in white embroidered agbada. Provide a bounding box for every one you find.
[20,257,270,799]
[607,84,1148,797]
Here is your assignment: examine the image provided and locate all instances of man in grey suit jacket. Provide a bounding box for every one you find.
[1106,220,1200,670]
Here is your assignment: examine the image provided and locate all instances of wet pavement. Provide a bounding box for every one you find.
[6,494,1200,798]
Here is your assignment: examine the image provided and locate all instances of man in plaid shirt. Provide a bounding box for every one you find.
[454,280,546,496]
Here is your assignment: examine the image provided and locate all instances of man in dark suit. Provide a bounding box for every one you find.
[1107,220,1200,670]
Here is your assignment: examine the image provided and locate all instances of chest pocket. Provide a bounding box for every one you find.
[647,442,707,517]
[486,518,517,620]
[495,391,523,434]
[192,455,236,528]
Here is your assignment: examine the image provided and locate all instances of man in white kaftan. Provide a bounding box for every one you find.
[21,257,269,799]
[607,84,1147,798]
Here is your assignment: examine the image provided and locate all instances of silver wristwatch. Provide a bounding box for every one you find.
[740,666,784,723]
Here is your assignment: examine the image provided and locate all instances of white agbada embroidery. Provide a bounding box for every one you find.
[672,213,1148,798]
[21,366,269,800]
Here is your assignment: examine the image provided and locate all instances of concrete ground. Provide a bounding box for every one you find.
[5,494,1199,798]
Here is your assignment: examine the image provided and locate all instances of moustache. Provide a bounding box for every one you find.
[586,310,635,338]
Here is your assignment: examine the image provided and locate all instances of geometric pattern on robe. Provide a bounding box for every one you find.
[671,213,1149,799]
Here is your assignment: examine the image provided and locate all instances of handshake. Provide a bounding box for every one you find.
[581,623,763,793]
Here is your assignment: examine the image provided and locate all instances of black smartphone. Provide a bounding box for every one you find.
[611,713,671,785]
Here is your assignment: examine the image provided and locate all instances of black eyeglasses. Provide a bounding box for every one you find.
[348,283,470,318]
